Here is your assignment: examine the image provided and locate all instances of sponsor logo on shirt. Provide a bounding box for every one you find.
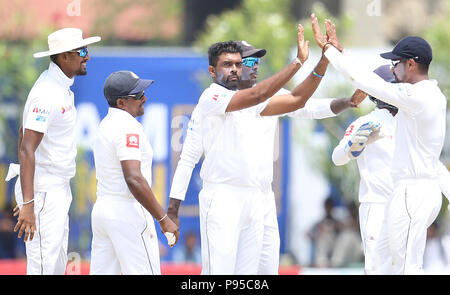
[35,115,47,122]
[211,93,228,101]
[32,107,49,115]
[344,124,355,136]
[126,134,140,148]
[62,105,73,114]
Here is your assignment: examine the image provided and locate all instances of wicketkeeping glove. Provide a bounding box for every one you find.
[344,121,380,159]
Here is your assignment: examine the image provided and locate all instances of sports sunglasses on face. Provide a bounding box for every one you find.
[70,47,88,57]
[126,91,145,100]
[242,57,260,68]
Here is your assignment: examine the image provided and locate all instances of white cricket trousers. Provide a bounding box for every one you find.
[359,202,392,275]
[258,190,280,275]
[90,195,161,275]
[387,178,442,275]
[16,181,72,275]
[199,182,265,275]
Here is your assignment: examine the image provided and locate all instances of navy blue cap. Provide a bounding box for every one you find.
[373,64,395,82]
[104,71,154,103]
[236,40,266,58]
[369,65,397,111]
[380,36,432,65]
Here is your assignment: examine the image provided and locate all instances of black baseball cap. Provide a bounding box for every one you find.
[236,40,266,58]
[373,64,395,82]
[380,36,432,65]
[104,70,154,103]
[369,64,397,111]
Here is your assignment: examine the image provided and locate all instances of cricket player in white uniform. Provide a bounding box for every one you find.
[166,25,312,275]
[90,71,179,275]
[4,28,100,275]
[332,65,401,275]
[333,65,450,275]
[167,40,366,274]
[312,14,447,274]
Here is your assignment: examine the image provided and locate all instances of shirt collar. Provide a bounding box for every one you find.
[108,107,136,120]
[211,82,236,92]
[48,62,75,88]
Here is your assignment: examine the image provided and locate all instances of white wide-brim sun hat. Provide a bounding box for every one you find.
[33,28,101,58]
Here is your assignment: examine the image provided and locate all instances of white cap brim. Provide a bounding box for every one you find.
[33,36,101,58]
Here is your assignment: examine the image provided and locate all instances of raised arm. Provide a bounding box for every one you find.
[225,24,309,112]
[311,14,422,115]
[330,89,367,114]
[260,54,328,116]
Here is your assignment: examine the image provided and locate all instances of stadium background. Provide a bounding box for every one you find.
[0,0,449,275]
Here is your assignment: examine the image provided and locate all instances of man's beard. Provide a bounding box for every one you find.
[220,76,240,90]
[76,62,87,76]
[76,68,87,76]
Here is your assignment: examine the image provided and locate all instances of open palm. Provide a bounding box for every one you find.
[311,13,327,49]
[296,24,309,63]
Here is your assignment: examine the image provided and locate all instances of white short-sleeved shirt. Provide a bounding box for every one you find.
[332,108,396,203]
[93,108,153,199]
[198,83,272,190]
[22,62,77,190]
[325,46,447,181]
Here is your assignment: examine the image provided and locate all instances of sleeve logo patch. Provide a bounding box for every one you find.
[126,134,140,148]
[344,125,354,136]
[212,94,219,101]
[61,105,73,114]
[35,115,47,122]
[32,107,49,115]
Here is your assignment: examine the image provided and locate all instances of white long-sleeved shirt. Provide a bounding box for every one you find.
[169,86,336,200]
[333,108,395,203]
[325,46,447,182]
[333,108,450,204]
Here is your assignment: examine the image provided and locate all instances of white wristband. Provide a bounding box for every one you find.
[22,199,34,205]
[293,57,303,66]
[158,214,168,223]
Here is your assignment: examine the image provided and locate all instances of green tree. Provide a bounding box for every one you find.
[422,0,450,219]
[0,34,49,162]
[423,0,450,98]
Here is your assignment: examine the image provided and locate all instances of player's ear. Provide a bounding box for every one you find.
[407,58,416,70]
[208,65,216,80]
[116,98,127,109]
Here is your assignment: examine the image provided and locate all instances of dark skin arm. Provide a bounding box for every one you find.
[121,160,179,245]
[225,24,309,112]
[14,128,42,242]
[260,55,329,116]
[167,198,181,228]
[330,89,367,114]
[13,126,23,218]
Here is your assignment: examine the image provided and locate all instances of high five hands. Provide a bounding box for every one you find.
[310,13,343,52]
[297,24,309,64]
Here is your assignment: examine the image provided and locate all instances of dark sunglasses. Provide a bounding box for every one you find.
[126,91,145,100]
[70,47,88,57]
[391,56,419,68]
[242,57,260,68]
[391,59,404,68]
